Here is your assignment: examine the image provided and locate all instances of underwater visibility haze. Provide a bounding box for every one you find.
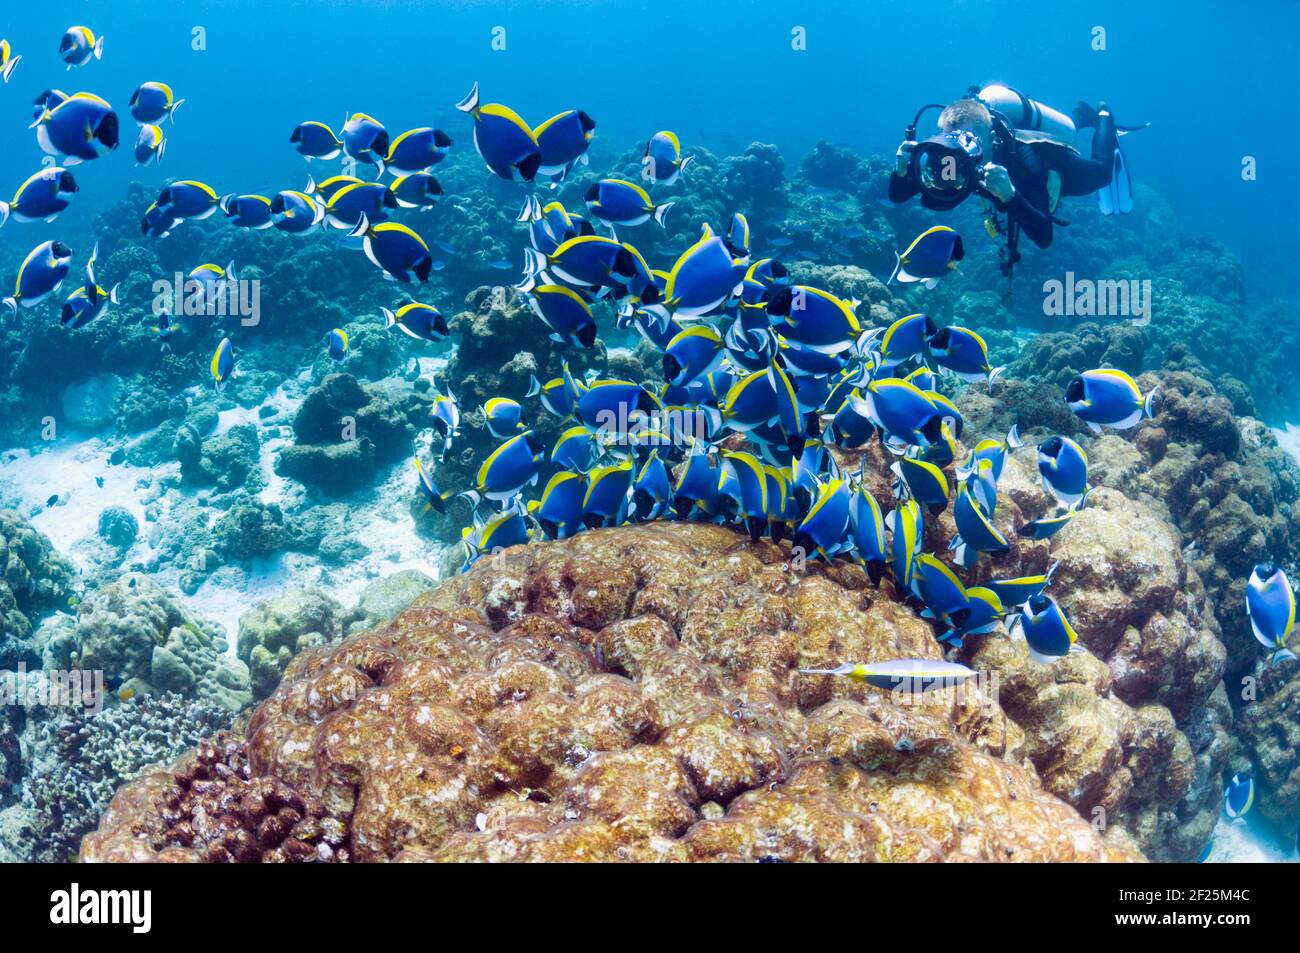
[1,0,1299,871]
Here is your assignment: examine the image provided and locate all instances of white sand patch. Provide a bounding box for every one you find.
[1271,423,1300,467]
[1205,812,1297,863]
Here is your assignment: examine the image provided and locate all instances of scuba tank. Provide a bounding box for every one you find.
[976,84,1076,145]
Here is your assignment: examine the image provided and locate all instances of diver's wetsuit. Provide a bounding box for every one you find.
[888,112,1118,248]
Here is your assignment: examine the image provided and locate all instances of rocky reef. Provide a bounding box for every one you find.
[83,522,1144,863]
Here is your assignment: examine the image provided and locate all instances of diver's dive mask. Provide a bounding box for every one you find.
[912,130,983,204]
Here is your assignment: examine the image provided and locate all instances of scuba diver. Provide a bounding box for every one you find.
[888,84,1147,279]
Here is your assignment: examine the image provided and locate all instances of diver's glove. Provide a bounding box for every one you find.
[894,139,915,176]
[980,163,1016,203]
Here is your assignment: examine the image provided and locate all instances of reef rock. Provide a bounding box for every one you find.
[69,574,250,711]
[237,588,350,701]
[61,373,125,432]
[83,523,1139,863]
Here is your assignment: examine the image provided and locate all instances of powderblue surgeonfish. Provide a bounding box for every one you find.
[33,92,119,164]
[413,456,449,514]
[210,337,235,390]
[350,215,433,282]
[326,328,349,361]
[220,193,273,229]
[59,26,103,69]
[927,325,1004,387]
[790,473,852,556]
[848,480,888,585]
[799,658,977,693]
[524,284,596,348]
[482,397,525,439]
[643,130,694,185]
[389,172,444,211]
[957,425,1022,484]
[156,180,220,220]
[1017,506,1083,540]
[291,121,343,160]
[326,181,397,229]
[950,480,1010,568]
[891,455,950,515]
[0,167,78,225]
[430,387,462,461]
[664,233,747,318]
[462,504,533,564]
[889,226,963,287]
[474,431,545,503]
[3,240,73,312]
[382,302,447,343]
[1246,563,1297,666]
[630,451,672,522]
[855,378,944,450]
[60,243,118,329]
[584,178,673,227]
[875,312,936,367]
[765,285,860,354]
[455,83,541,182]
[1223,772,1254,820]
[129,82,184,123]
[533,109,595,180]
[1065,368,1157,433]
[912,554,971,629]
[582,460,634,527]
[886,499,923,590]
[1036,435,1089,507]
[1,38,21,83]
[1010,594,1083,664]
[664,325,724,387]
[939,586,1006,647]
[549,426,598,473]
[341,113,389,171]
[270,190,326,233]
[385,127,453,174]
[529,471,587,539]
[134,123,166,166]
[720,451,770,540]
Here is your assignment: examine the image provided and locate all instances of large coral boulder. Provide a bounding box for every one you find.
[82,523,1139,863]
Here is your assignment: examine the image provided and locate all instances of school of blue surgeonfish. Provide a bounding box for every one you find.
[0,26,1292,716]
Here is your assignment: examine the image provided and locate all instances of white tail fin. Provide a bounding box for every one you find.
[0,202,9,228]
[522,247,547,277]
[381,306,397,328]
[1006,423,1023,449]
[679,155,696,175]
[653,201,674,228]
[1143,386,1159,419]
[526,375,541,398]
[169,98,185,123]
[108,283,120,305]
[987,366,1006,388]
[93,36,103,60]
[348,212,370,238]
[455,82,480,113]
[1,55,20,84]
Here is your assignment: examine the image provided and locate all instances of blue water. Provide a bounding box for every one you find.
[2,0,1297,298]
[1,0,1298,866]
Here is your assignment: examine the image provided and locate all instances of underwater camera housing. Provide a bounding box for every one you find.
[904,104,983,207]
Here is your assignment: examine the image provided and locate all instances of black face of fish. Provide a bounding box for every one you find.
[58,34,74,54]
[157,186,174,206]
[97,112,119,149]
[577,322,597,349]
[59,171,78,192]
[663,353,682,383]
[929,326,951,349]
[289,126,302,143]
[920,414,945,445]
[1027,594,1050,614]
[433,128,452,148]
[517,152,541,182]
[770,260,789,279]
[951,235,965,262]
[381,189,399,209]
[640,285,662,305]
[524,431,545,456]
[51,241,71,258]
[1255,562,1278,578]
[1038,435,1063,457]
[636,388,659,417]
[583,182,600,203]
[413,257,433,282]
[269,194,286,214]
[1064,377,1085,404]
[372,131,390,156]
[765,285,794,317]
[432,312,449,337]
[577,111,595,133]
